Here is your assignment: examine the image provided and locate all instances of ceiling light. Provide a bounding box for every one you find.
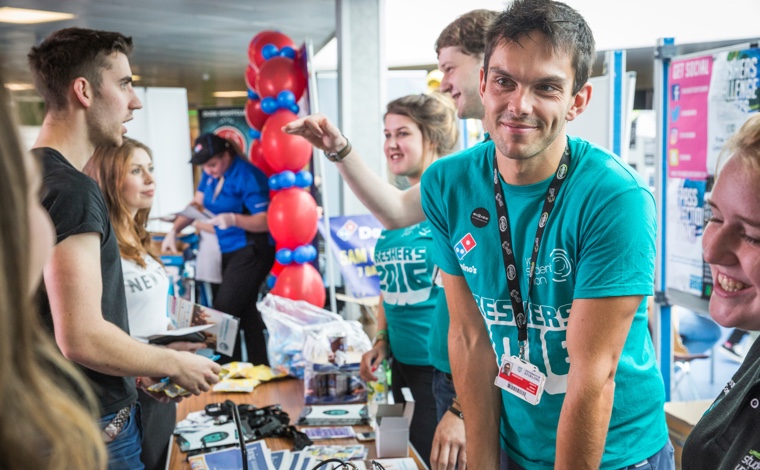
[213,91,249,98]
[5,83,35,91]
[132,75,141,82]
[0,7,75,24]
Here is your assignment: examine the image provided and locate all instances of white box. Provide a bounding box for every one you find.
[375,387,415,458]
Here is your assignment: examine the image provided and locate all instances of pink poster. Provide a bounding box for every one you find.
[667,56,712,178]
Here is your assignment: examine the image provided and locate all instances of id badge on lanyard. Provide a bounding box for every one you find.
[495,354,546,405]
[491,142,570,406]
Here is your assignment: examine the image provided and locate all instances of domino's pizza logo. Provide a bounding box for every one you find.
[336,220,358,241]
[454,233,477,260]
[194,143,203,153]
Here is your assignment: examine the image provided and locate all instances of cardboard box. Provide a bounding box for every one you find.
[664,399,712,470]
[375,387,415,458]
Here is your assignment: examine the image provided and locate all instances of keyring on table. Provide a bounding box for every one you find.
[311,459,386,470]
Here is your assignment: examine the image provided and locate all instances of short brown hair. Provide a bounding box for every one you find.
[28,27,133,112]
[484,0,595,95]
[435,9,499,57]
[385,92,459,158]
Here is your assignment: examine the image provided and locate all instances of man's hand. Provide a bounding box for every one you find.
[282,113,347,154]
[161,230,179,254]
[359,342,386,382]
[169,352,221,395]
[137,376,183,404]
[209,213,237,230]
[431,410,467,470]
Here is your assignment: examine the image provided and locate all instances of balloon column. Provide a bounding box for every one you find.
[245,31,325,308]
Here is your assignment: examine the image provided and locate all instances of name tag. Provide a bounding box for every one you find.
[494,355,546,405]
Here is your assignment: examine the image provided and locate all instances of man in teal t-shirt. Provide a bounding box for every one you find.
[420,1,672,469]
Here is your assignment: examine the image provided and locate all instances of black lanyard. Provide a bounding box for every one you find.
[492,144,571,360]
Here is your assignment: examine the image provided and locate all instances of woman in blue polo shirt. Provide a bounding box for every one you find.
[163,133,275,364]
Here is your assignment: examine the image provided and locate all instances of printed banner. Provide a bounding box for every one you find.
[318,214,383,298]
[666,178,707,296]
[667,55,712,179]
[707,48,760,175]
[198,107,251,156]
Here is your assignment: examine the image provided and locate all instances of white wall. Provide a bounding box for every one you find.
[125,87,194,233]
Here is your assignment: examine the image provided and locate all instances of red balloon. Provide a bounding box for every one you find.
[261,110,312,173]
[271,263,325,307]
[244,98,268,131]
[244,64,258,92]
[268,188,318,248]
[249,31,295,68]
[256,56,306,101]
[248,139,275,176]
[270,260,285,277]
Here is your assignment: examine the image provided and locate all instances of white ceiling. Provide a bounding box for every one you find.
[3,0,760,108]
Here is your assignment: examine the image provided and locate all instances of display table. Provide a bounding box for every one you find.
[168,377,426,469]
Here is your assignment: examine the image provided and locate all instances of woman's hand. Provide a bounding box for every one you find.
[161,230,179,254]
[165,341,206,353]
[282,113,347,154]
[360,342,387,382]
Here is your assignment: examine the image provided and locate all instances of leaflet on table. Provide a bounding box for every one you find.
[302,426,356,440]
[187,440,272,470]
[169,296,239,356]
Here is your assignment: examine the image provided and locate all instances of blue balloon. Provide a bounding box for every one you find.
[275,248,293,265]
[276,90,296,108]
[266,275,277,289]
[279,46,296,59]
[307,244,318,261]
[293,245,311,264]
[278,170,296,189]
[248,128,261,139]
[288,103,300,114]
[268,175,280,191]
[261,97,278,114]
[247,89,259,100]
[262,43,279,60]
[295,170,313,188]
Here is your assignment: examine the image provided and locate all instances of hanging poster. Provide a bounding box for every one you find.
[707,48,760,175]
[667,55,712,179]
[318,214,383,298]
[198,107,251,155]
[666,178,707,296]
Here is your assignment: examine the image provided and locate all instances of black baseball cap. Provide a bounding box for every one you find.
[190,133,231,165]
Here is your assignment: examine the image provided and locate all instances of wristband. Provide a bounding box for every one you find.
[448,405,463,419]
[324,136,352,162]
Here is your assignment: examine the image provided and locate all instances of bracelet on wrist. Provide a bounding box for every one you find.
[324,135,352,162]
[448,405,464,419]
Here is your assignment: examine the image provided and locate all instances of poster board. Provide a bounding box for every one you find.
[663,42,759,304]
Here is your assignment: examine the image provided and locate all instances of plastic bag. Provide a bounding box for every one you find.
[258,293,343,378]
[302,320,372,404]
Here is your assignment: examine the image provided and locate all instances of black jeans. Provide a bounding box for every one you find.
[215,242,275,364]
[391,359,438,468]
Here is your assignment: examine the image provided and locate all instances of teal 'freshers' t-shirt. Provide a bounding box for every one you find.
[374,221,438,365]
[420,136,667,470]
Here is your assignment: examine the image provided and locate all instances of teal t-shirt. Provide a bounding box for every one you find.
[374,221,438,365]
[420,136,667,469]
[429,271,451,374]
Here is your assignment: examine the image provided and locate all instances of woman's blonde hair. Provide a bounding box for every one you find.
[85,137,161,268]
[716,114,760,177]
[0,75,106,469]
[385,92,460,171]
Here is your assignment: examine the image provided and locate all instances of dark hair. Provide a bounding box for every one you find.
[28,27,133,112]
[435,9,500,57]
[385,92,459,158]
[484,0,595,95]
